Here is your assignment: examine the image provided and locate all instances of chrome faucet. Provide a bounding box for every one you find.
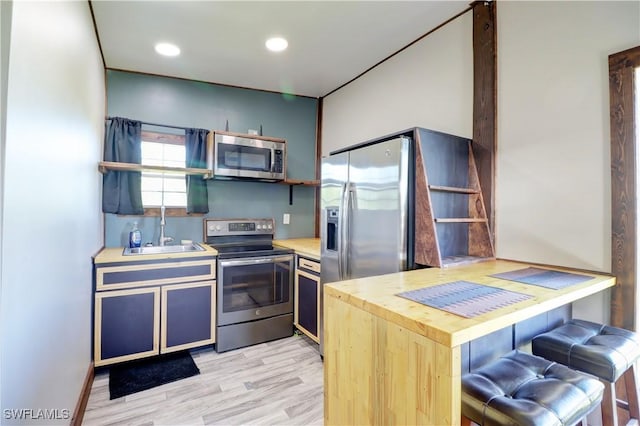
[159,205,174,246]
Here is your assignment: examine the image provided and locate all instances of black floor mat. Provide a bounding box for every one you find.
[109,351,200,400]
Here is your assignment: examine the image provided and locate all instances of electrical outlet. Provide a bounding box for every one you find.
[283,213,290,225]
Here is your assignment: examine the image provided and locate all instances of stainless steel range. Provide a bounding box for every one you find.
[204,218,294,352]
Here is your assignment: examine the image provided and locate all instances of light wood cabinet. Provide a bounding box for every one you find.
[294,256,320,343]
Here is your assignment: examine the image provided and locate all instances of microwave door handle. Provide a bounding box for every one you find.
[270,147,276,172]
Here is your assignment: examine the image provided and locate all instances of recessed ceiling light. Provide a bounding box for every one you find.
[265,37,288,52]
[155,42,180,57]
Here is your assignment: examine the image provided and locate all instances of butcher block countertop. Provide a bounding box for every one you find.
[94,243,218,264]
[324,259,616,348]
[273,238,320,260]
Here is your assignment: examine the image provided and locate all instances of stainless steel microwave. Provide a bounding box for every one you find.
[207,132,286,181]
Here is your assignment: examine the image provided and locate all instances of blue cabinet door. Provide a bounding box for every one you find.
[94,287,160,366]
[161,281,215,353]
[295,269,319,343]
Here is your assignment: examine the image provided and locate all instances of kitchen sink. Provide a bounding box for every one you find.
[123,243,205,256]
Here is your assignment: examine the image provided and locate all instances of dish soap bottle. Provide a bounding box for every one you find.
[129,221,142,248]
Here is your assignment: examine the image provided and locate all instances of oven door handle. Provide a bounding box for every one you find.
[219,255,293,268]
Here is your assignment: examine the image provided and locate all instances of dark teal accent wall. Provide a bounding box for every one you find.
[104,70,318,247]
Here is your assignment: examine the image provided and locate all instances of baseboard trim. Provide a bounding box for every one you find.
[71,361,94,426]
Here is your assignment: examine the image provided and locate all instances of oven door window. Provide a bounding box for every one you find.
[218,256,293,325]
[217,143,271,172]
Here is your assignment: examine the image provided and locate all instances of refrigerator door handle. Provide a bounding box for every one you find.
[344,183,354,278]
[338,183,348,280]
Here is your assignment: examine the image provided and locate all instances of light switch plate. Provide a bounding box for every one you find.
[283,213,290,225]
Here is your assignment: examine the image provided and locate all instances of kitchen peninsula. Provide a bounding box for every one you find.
[323,259,616,425]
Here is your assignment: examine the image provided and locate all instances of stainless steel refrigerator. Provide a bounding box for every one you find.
[319,136,414,355]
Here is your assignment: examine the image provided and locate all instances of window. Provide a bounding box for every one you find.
[140,131,187,208]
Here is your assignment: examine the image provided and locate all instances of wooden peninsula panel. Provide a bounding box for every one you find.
[325,296,459,425]
[323,260,615,425]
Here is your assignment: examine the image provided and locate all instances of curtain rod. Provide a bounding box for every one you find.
[106,116,193,131]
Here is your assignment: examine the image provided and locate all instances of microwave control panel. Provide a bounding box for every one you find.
[273,149,284,173]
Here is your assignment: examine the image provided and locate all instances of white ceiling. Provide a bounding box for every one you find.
[91,1,469,98]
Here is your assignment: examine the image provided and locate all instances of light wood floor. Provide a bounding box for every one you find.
[83,334,323,425]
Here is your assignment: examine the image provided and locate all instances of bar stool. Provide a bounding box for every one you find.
[461,350,604,426]
[532,319,640,426]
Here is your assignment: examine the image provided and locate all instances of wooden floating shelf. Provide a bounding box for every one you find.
[214,130,286,144]
[99,162,319,187]
[99,161,212,177]
[282,179,320,186]
[434,218,488,223]
[428,185,480,194]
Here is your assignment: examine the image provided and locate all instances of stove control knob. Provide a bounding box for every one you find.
[256,224,262,230]
[267,224,273,230]
[208,225,215,232]
[215,225,221,231]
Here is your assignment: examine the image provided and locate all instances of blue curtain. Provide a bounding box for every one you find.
[102,117,144,215]
[185,128,209,214]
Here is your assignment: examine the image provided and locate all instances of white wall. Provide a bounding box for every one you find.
[0,0,13,411]
[497,1,640,324]
[321,11,472,156]
[0,1,104,424]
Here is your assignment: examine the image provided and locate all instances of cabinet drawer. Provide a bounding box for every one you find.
[298,257,320,274]
[96,259,216,290]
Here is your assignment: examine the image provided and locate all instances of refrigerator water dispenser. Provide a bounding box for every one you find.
[325,207,339,251]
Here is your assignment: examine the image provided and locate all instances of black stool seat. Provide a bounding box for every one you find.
[462,350,604,426]
[532,319,640,425]
[532,319,640,382]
